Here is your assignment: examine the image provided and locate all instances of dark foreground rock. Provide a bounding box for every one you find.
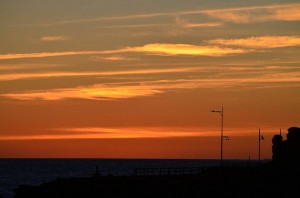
[13,164,300,198]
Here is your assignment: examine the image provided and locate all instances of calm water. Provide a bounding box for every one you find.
[0,159,260,198]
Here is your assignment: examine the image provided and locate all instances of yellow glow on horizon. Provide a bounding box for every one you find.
[0,126,279,141]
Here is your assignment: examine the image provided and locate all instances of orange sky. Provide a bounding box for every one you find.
[1,0,300,159]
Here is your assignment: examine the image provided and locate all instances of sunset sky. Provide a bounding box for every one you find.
[1,0,300,159]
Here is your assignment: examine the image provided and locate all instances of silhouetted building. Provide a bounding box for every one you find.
[272,133,283,162]
[272,127,300,165]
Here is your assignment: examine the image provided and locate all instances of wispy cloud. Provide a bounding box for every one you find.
[48,12,172,25]
[40,36,72,42]
[95,55,137,61]
[56,127,277,137]
[208,36,300,48]
[0,67,198,81]
[0,126,277,140]
[182,22,223,28]
[204,11,260,24]
[45,3,300,26]
[0,127,213,140]
[0,79,199,101]
[56,127,210,139]
[131,43,250,56]
[0,63,64,71]
[96,23,167,29]
[0,49,129,60]
[0,84,163,101]
[273,6,300,21]
[204,3,300,23]
[0,43,250,60]
[175,17,223,28]
[2,72,300,101]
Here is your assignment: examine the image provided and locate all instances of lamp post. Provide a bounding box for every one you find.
[211,106,228,168]
[258,128,264,163]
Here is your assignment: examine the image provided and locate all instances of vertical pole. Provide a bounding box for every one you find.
[221,106,224,168]
[258,128,261,163]
[280,128,281,136]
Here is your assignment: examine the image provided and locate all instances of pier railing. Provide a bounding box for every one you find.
[133,167,202,176]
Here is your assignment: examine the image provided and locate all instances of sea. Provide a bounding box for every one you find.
[0,158,262,198]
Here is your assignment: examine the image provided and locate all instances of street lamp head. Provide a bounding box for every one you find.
[223,136,230,140]
[211,106,224,167]
[210,110,222,113]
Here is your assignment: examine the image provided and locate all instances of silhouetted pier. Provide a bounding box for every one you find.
[12,126,300,198]
[133,167,202,176]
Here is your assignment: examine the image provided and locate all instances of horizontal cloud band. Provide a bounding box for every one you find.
[2,35,300,60]
[50,3,300,25]
[2,74,300,101]
[0,43,250,60]
[208,36,300,48]
[0,127,276,140]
